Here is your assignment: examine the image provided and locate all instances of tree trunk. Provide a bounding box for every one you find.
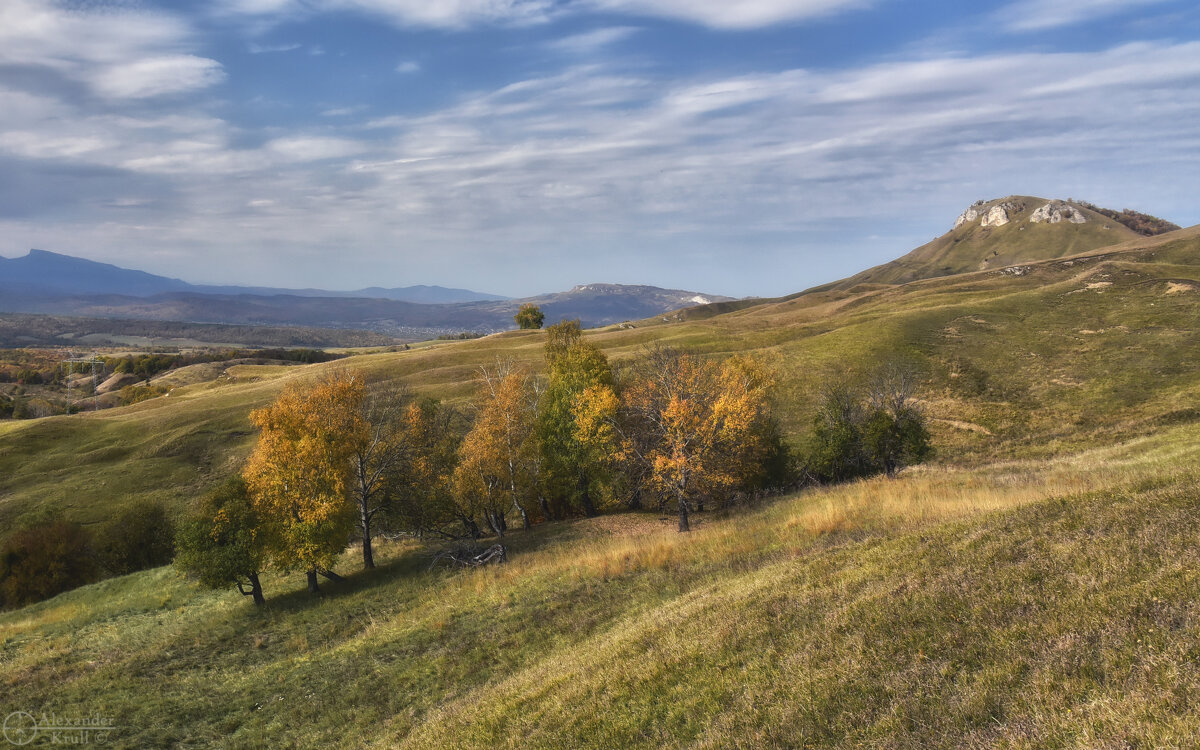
[677,494,690,532]
[578,474,597,517]
[238,573,265,605]
[318,567,345,583]
[627,487,642,511]
[487,510,505,538]
[538,495,552,520]
[306,567,320,593]
[360,509,375,570]
[514,500,531,531]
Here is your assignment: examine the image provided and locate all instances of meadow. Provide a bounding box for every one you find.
[2,225,1200,747]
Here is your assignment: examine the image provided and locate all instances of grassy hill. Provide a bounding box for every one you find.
[2,421,1199,747]
[814,196,1146,292]
[2,225,1198,533]
[2,219,1200,746]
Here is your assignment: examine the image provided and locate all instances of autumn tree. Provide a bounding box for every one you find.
[453,361,540,536]
[243,371,364,593]
[619,349,776,532]
[175,478,269,605]
[538,320,618,517]
[346,385,410,569]
[514,303,545,330]
[384,399,465,539]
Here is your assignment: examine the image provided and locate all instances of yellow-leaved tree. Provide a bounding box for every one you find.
[619,349,775,531]
[243,371,365,592]
[453,361,540,537]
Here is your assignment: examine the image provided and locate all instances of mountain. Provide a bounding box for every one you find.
[0,249,504,303]
[0,248,194,297]
[812,196,1172,293]
[0,250,732,337]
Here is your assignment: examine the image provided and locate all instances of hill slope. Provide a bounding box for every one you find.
[2,423,1199,747]
[816,196,1147,291]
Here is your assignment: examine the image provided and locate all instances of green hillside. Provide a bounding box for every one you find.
[3,224,1197,532]
[2,220,1200,746]
[2,422,1199,747]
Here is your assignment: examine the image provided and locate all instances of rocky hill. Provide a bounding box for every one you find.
[812,196,1156,291]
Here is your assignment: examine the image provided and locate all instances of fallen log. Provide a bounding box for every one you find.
[429,543,507,570]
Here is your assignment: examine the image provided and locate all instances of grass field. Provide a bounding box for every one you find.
[2,421,1198,748]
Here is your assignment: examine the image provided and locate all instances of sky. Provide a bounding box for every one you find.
[0,0,1198,298]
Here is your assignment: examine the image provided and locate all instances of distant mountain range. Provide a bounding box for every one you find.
[0,250,733,339]
[0,249,506,304]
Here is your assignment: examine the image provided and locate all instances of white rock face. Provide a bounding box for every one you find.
[981,204,1012,227]
[1030,202,1087,224]
[954,208,980,229]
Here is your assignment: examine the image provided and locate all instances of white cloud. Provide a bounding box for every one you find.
[582,0,872,28]
[266,136,367,162]
[86,55,225,100]
[395,60,421,74]
[0,0,224,100]
[546,27,640,53]
[997,0,1177,32]
[219,0,555,29]
[248,42,302,53]
[217,0,870,29]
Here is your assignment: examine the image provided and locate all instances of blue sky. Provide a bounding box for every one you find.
[1,0,1198,298]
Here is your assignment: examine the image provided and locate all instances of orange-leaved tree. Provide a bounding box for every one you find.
[453,361,540,537]
[619,349,775,532]
[243,371,365,592]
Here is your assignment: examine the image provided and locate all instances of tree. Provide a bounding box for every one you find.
[619,349,776,532]
[805,382,870,484]
[0,520,98,607]
[175,478,269,605]
[453,362,540,536]
[385,399,465,539]
[243,371,363,593]
[347,386,409,569]
[863,363,931,477]
[538,321,617,517]
[95,500,175,576]
[514,303,545,330]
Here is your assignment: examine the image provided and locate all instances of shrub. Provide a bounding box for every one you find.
[94,501,176,576]
[0,520,98,608]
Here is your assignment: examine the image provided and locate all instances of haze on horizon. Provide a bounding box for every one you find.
[1,0,1198,299]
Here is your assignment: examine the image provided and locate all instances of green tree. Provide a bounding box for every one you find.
[804,383,870,484]
[863,363,932,477]
[175,478,269,605]
[538,321,616,517]
[514,303,545,330]
[95,500,175,576]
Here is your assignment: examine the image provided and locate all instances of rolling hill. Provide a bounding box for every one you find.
[2,207,1199,747]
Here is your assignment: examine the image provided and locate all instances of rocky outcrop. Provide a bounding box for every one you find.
[1030,202,1087,224]
[954,207,981,229]
[981,204,1014,227]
